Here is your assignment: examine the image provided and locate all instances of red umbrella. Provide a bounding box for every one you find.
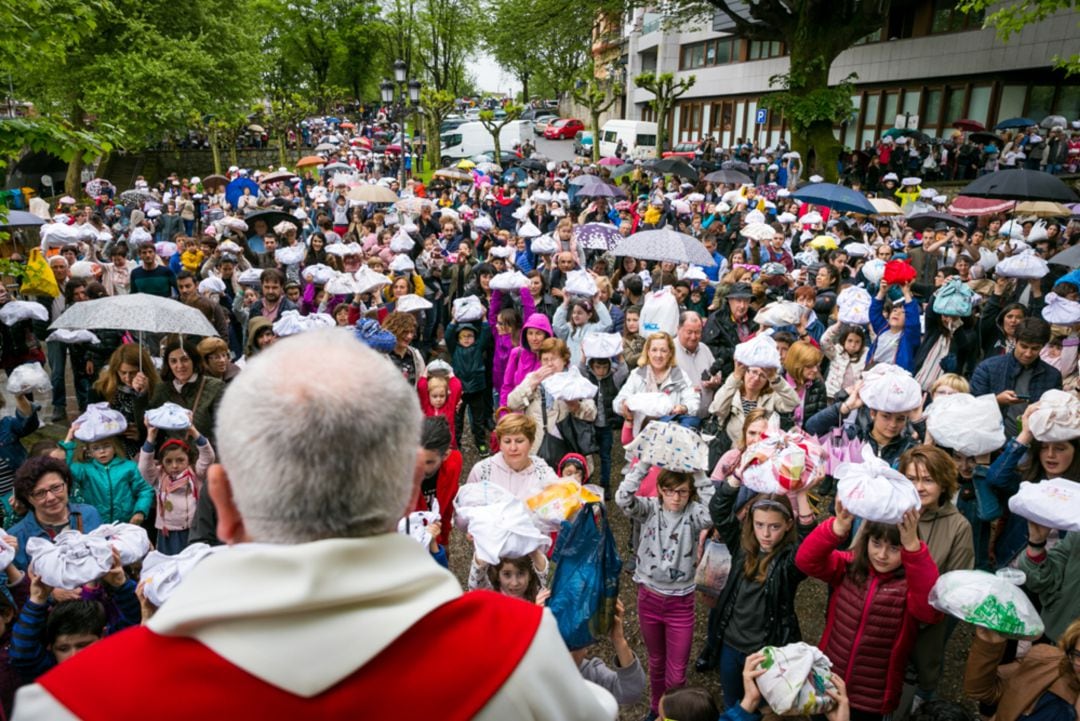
[947,195,1016,217]
[351,137,372,147]
[598,157,623,166]
[952,119,985,132]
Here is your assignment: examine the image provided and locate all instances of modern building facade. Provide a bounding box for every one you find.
[623,1,1080,151]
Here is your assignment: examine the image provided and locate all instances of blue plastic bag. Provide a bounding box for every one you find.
[547,503,622,650]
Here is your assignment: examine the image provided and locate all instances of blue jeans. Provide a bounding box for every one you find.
[46,340,67,417]
[596,424,614,489]
[183,219,194,235]
[718,643,749,709]
[659,414,701,429]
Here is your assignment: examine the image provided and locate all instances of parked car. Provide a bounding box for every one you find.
[544,118,585,140]
[573,131,594,157]
[662,142,700,159]
[534,114,557,135]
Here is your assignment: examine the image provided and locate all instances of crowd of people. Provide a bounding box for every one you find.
[0,113,1078,721]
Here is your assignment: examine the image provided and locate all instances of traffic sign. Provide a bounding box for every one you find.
[756,109,768,125]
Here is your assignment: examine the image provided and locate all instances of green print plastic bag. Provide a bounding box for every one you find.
[754,642,837,716]
[929,569,1045,638]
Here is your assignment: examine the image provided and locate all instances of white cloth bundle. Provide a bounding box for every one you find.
[41,222,80,247]
[237,268,263,286]
[388,254,415,273]
[490,271,530,291]
[73,402,128,441]
[89,523,151,565]
[624,392,675,417]
[1042,293,1080,325]
[994,249,1049,279]
[800,211,823,227]
[542,367,598,402]
[489,245,514,259]
[198,277,226,296]
[531,234,558,255]
[740,223,775,242]
[1028,389,1080,442]
[681,266,708,283]
[0,534,14,569]
[1007,478,1080,532]
[925,393,1005,456]
[217,240,244,256]
[623,421,710,472]
[353,267,390,295]
[453,295,485,323]
[140,543,219,608]
[324,242,363,258]
[739,430,827,493]
[835,444,921,524]
[68,261,99,279]
[745,210,766,225]
[145,402,191,430]
[564,269,597,298]
[453,482,550,564]
[155,242,178,258]
[858,363,921,412]
[473,215,494,232]
[27,530,114,589]
[274,245,306,265]
[219,218,248,234]
[837,286,872,326]
[861,259,886,285]
[754,301,804,328]
[582,332,623,360]
[754,642,837,716]
[929,570,1044,638]
[640,288,680,336]
[0,301,48,325]
[272,220,296,236]
[389,230,415,253]
[46,329,100,345]
[324,272,360,296]
[395,294,433,313]
[734,333,782,370]
[6,362,51,395]
[517,221,541,238]
[397,500,441,548]
[302,264,337,285]
[272,310,310,338]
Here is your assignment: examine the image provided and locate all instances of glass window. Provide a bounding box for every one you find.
[883,93,899,127]
[924,89,943,127]
[441,133,462,147]
[862,93,880,132]
[716,39,732,64]
[693,44,705,68]
[931,0,956,34]
[1028,86,1055,119]
[706,42,716,65]
[1057,85,1080,120]
[997,85,1026,120]
[945,86,966,128]
[968,86,991,126]
[734,101,745,141]
[746,100,758,138]
[901,89,921,117]
[636,134,656,147]
[843,121,858,150]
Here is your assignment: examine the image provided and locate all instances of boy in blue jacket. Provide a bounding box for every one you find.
[868,279,921,373]
[445,318,494,454]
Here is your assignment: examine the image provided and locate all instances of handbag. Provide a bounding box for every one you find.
[537,390,569,467]
[557,414,599,457]
[547,503,622,650]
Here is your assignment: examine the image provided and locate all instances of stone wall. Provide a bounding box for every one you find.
[99,148,286,187]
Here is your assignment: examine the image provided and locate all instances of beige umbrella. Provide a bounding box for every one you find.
[433,168,474,183]
[1014,200,1072,218]
[247,124,265,134]
[869,197,903,215]
[346,184,399,204]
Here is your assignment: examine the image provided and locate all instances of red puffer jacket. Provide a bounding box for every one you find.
[796,518,943,714]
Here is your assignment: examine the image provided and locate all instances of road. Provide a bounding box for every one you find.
[532,134,579,165]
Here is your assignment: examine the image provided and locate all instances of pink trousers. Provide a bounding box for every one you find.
[637,585,696,712]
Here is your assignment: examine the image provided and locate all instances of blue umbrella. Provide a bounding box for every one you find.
[791,183,875,215]
[0,210,46,227]
[225,177,259,211]
[502,167,527,184]
[995,117,1037,130]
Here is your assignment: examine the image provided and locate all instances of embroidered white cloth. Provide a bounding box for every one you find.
[388,254,415,273]
[198,277,226,296]
[140,542,220,608]
[302,264,337,285]
[395,294,433,313]
[542,367,598,402]
[835,444,921,524]
[582,332,624,360]
[994,249,1049,279]
[27,530,113,589]
[389,230,415,253]
[353,266,391,295]
[754,301,804,328]
[0,301,48,325]
[274,245,306,265]
[861,259,886,285]
[858,363,921,412]
[73,402,128,441]
[754,642,837,716]
[624,392,675,417]
[1008,478,1080,532]
[89,523,151,565]
[1042,292,1080,325]
[837,286,872,326]
[453,482,550,564]
[531,235,558,254]
[490,271,531,291]
[325,242,363,258]
[930,570,1044,638]
[734,333,782,370]
[453,295,485,323]
[564,270,598,298]
[517,221,541,238]
[45,329,100,345]
[324,272,360,296]
[237,268,263,286]
[926,393,1005,455]
[1028,389,1080,442]
[145,402,191,430]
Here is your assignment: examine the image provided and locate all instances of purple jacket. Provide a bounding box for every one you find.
[499,311,552,407]
[490,287,537,402]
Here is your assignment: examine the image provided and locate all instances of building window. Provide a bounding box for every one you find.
[748,40,783,60]
[679,38,737,70]
[968,85,992,127]
[930,0,985,34]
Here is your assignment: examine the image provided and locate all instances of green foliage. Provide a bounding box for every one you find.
[572,74,620,161]
[0,118,113,170]
[0,259,26,281]
[960,0,1079,74]
[479,104,524,162]
[420,88,458,170]
[760,67,858,134]
[633,72,696,153]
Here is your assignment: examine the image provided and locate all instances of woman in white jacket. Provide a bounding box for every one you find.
[708,361,800,445]
[613,332,700,436]
[553,296,612,367]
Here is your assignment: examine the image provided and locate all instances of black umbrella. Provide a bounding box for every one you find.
[721,160,750,173]
[906,212,968,233]
[514,158,546,172]
[243,210,303,253]
[968,132,1003,147]
[645,158,699,181]
[958,169,1079,203]
[690,158,719,172]
[705,169,752,185]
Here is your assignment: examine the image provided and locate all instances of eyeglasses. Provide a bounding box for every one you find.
[659,488,691,498]
[1067,649,1080,663]
[30,482,66,501]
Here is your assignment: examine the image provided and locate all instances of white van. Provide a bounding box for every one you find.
[439,120,533,162]
[598,119,658,159]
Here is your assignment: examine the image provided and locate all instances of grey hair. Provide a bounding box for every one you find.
[678,310,702,328]
[214,328,422,542]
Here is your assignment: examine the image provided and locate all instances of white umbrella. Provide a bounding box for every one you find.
[613,228,717,267]
[51,295,219,337]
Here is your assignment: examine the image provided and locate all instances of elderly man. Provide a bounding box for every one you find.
[16,330,616,720]
[703,282,758,377]
[675,311,721,419]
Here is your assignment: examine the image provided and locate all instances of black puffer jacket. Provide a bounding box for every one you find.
[703,482,816,655]
[703,308,758,377]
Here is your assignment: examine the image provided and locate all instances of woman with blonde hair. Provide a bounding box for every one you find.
[92,344,161,458]
[613,332,700,435]
[463,413,558,500]
[783,340,828,427]
[709,359,798,446]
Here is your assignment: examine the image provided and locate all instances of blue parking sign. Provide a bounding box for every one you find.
[756,109,768,125]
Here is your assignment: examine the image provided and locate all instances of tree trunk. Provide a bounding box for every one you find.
[591,109,602,163]
[521,71,530,105]
[788,47,843,183]
[210,129,222,175]
[426,116,442,170]
[64,106,86,197]
[655,99,669,157]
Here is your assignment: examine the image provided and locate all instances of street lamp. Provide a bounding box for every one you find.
[381,60,421,189]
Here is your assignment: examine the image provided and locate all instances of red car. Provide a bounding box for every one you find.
[662,142,699,159]
[543,118,584,140]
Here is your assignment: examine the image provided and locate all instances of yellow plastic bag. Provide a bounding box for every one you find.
[526,480,601,531]
[19,248,60,298]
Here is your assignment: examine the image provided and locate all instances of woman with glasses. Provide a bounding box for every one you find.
[9,456,102,570]
[965,617,1080,721]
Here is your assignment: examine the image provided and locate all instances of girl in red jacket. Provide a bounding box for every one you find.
[795,503,942,721]
[417,365,463,449]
